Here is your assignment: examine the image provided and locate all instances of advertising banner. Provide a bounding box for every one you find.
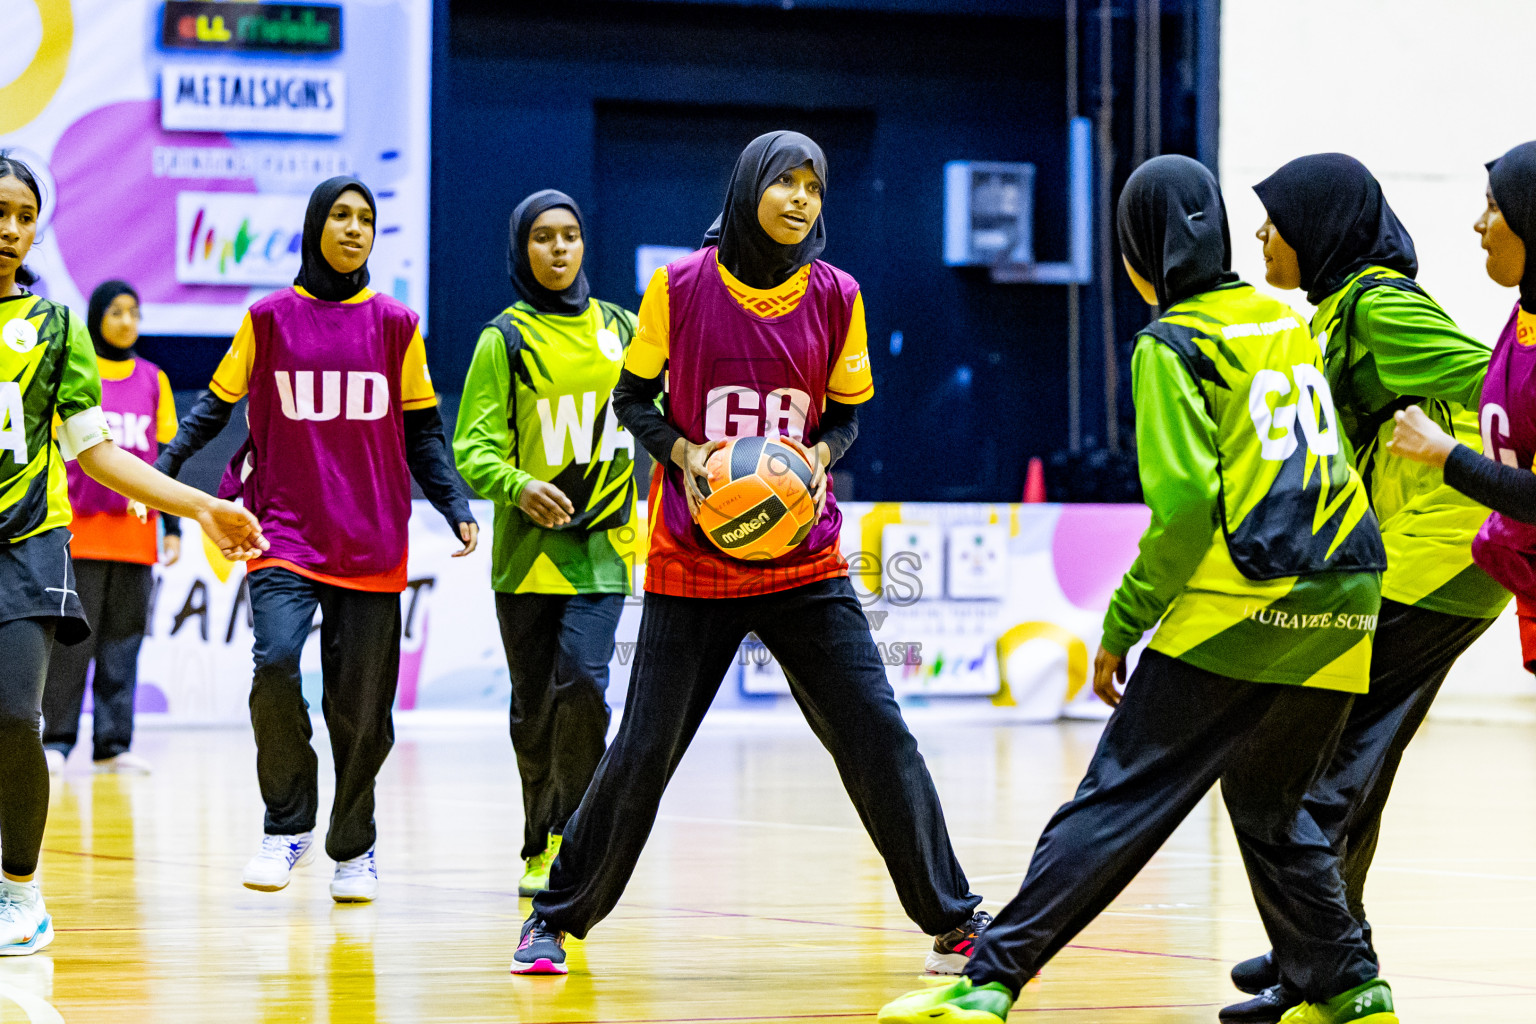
[129,501,1138,725]
[0,0,431,335]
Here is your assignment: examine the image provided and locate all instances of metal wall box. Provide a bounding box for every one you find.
[943,160,1036,267]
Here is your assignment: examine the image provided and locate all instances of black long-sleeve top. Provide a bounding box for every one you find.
[402,405,476,529]
[610,368,860,468]
[154,390,233,478]
[1445,444,1536,525]
[155,391,475,530]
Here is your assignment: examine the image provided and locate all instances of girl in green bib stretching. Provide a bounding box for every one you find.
[877,155,1397,1024]
[453,190,640,897]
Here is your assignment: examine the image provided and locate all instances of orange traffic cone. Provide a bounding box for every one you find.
[1023,456,1047,503]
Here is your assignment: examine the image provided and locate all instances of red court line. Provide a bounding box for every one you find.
[41,847,138,863]
[646,905,920,935]
[1058,943,1219,963]
[644,905,1223,962]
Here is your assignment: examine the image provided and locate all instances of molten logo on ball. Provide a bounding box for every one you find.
[719,510,772,545]
[697,435,818,561]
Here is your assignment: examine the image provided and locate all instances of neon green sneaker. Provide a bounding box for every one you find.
[1280,979,1398,1024]
[878,977,1014,1024]
[518,833,562,897]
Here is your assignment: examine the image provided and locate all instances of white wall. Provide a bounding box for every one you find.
[1222,0,1536,706]
[1221,0,1536,344]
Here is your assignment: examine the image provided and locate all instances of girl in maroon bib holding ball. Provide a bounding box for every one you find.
[512,132,986,978]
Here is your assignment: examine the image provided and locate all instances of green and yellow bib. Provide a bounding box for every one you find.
[1314,266,1508,618]
[482,298,641,594]
[1144,283,1385,693]
[1,293,101,543]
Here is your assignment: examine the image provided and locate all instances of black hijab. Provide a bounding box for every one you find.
[702,131,827,290]
[87,280,139,361]
[1252,153,1417,306]
[294,175,375,302]
[1487,141,1536,311]
[1116,154,1238,311]
[509,189,591,316]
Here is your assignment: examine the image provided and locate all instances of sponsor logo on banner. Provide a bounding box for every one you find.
[175,191,305,286]
[161,64,345,135]
[161,1,343,54]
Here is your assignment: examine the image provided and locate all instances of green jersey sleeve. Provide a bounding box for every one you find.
[452,326,534,506]
[56,307,102,421]
[1354,288,1490,408]
[54,307,111,460]
[1101,337,1221,657]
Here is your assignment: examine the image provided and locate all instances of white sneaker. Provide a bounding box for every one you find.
[0,880,52,956]
[94,751,152,774]
[330,848,378,904]
[242,833,315,891]
[43,750,65,774]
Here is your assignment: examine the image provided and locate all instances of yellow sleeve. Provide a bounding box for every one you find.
[156,371,178,444]
[624,266,670,379]
[826,290,874,405]
[210,315,256,401]
[401,327,438,411]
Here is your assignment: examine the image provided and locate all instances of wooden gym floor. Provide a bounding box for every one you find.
[4,714,1534,1023]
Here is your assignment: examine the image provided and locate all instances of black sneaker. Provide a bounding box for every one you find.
[1232,950,1279,995]
[1220,984,1301,1024]
[925,910,992,974]
[510,914,567,975]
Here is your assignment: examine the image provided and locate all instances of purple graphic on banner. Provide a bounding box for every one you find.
[1051,504,1151,611]
[51,99,256,304]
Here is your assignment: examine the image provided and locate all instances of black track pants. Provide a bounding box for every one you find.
[1302,599,1494,931]
[496,591,624,860]
[248,567,401,862]
[42,559,153,761]
[964,650,1376,1004]
[533,576,980,938]
[0,618,57,878]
